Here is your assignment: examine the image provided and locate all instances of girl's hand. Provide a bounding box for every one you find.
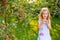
[42,19,48,24]
[43,19,51,29]
[46,19,51,29]
[46,20,49,24]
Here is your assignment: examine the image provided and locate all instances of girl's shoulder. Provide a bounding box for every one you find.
[38,19,42,22]
[38,19,42,24]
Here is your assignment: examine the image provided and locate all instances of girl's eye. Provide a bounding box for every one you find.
[45,13,48,14]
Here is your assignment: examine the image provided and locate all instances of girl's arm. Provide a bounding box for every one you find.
[38,20,43,30]
[47,19,51,29]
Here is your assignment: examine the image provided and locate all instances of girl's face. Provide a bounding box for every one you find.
[42,11,48,19]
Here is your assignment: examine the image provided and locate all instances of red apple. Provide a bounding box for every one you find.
[19,11,23,17]
[0,12,2,16]
[2,1,7,6]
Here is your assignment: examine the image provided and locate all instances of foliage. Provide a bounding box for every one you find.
[0,0,60,40]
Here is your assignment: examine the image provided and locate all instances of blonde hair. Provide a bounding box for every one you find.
[39,8,50,20]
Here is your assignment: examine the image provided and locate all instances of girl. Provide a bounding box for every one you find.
[38,8,51,40]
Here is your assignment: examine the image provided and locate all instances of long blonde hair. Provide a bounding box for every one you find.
[39,8,50,20]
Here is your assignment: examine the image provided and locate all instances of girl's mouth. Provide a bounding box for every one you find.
[44,16,46,18]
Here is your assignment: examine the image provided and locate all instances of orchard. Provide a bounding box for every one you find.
[0,0,60,40]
